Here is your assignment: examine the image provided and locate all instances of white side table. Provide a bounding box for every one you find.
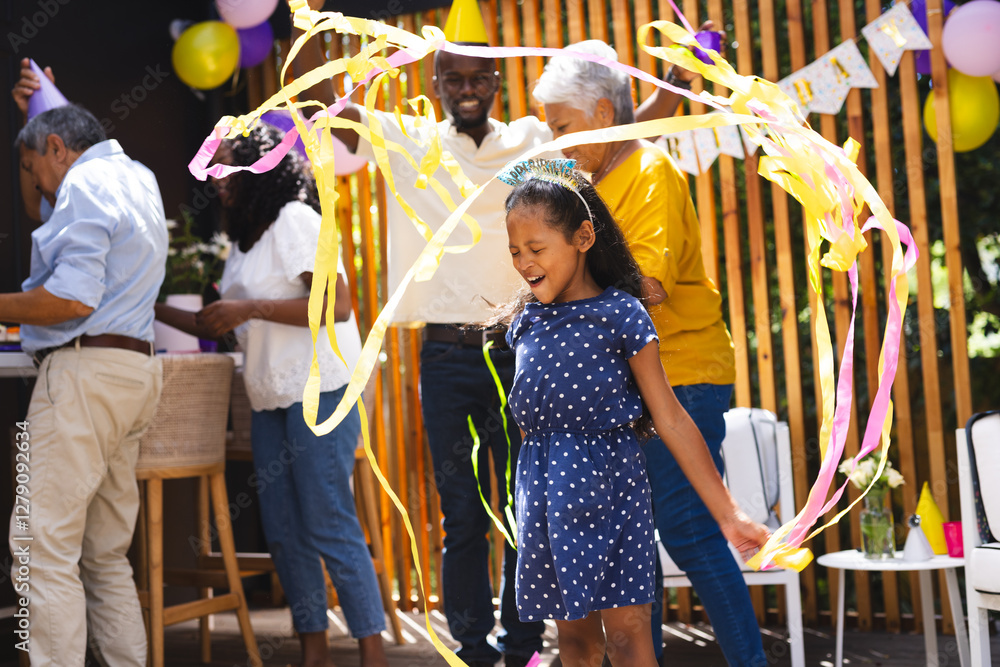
[816,550,970,667]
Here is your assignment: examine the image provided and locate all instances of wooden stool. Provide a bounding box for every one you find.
[134,354,261,667]
[217,366,404,644]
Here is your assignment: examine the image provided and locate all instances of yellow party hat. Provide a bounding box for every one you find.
[443,0,489,44]
[915,482,947,555]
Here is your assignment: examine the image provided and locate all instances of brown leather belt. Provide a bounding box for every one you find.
[423,323,508,350]
[33,334,154,368]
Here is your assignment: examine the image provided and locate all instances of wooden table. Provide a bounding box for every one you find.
[817,549,970,667]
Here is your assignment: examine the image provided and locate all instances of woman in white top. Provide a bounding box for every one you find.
[156,125,387,667]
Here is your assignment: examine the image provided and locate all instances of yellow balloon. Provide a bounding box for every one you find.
[924,69,1000,153]
[172,21,240,90]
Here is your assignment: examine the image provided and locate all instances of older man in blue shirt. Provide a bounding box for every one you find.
[3,102,167,666]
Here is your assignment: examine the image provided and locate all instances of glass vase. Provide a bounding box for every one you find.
[860,488,895,559]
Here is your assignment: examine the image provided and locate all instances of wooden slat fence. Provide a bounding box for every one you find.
[243,0,978,636]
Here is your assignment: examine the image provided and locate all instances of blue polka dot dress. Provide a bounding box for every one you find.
[505,287,660,622]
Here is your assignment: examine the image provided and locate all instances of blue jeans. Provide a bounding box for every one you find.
[251,387,386,637]
[420,341,545,664]
[645,383,767,667]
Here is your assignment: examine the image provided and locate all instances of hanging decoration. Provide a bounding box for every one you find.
[861,2,932,75]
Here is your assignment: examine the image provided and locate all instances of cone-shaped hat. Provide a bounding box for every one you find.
[443,0,489,44]
[27,60,69,119]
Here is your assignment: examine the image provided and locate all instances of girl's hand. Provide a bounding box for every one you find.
[718,508,771,562]
[195,300,253,337]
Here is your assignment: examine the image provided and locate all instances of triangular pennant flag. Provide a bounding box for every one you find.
[861,3,932,76]
[825,40,879,89]
[443,0,489,44]
[27,59,69,119]
[801,59,852,115]
[658,132,700,176]
[716,124,745,159]
[693,127,720,172]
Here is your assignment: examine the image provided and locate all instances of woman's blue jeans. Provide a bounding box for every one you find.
[645,383,767,667]
[420,341,545,664]
[251,387,386,637]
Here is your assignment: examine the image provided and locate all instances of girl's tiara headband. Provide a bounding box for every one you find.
[498,158,593,222]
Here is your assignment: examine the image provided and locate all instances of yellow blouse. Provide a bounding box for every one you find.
[596,143,736,387]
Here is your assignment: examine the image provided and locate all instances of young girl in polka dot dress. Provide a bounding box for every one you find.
[495,160,769,667]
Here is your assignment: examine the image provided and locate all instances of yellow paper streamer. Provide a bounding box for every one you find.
[199,3,913,607]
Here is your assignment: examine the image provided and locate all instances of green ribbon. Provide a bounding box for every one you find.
[467,340,517,548]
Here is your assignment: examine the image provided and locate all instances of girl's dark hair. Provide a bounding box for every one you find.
[220,124,321,251]
[495,172,656,440]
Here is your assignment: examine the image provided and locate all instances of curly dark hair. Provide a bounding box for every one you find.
[492,172,657,440]
[219,123,321,252]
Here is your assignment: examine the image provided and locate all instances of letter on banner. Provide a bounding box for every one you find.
[826,40,879,89]
[861,3,931,76]
[659,132,700,176]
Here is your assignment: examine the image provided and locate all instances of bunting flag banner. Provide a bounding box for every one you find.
[716,123,746,159]
[694,126,721,171]
[861,2,933,75]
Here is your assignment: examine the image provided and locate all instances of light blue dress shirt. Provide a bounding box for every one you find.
[21,139,168,355]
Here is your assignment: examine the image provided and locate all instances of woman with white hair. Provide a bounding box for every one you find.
[533,41,768,667]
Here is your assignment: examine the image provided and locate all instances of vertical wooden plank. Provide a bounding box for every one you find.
[925,0,971,429]
[807,0,870,632]
[836,0,902,633]
[634,0,655,103]
[611,0,635,103]
[682,0,718,293]
[587,0,608,42]
[864,0,918,634]
[897,43,946,634]
[543,0,564,48]
[904,1,958,634]
[727,0,754,411]
[522,0,545,113]
[567,0,586,44]
[501,0,528,118]
[423,10,445,122]
[777,0,817,626]
[406,328,432,608]
[748,0,778,417]
[704,0,729,296]
[926,0,973,425]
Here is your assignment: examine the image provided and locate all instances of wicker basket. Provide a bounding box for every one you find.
[136,354,235,473]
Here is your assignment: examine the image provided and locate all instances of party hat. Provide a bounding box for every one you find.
[443,0,489,44]
[27,59,69,120]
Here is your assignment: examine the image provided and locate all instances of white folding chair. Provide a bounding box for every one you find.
[957,410,1000,667]
[656,407,805,667]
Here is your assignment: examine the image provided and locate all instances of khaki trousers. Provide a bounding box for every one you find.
[9,345,162,667]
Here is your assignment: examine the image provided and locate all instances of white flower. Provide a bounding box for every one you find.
[165,219,178,230]
[886,469,905,488]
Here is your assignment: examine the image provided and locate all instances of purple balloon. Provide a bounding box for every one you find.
[692,30,722,65]
[238,20,273,69]
[912,0,956,75]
